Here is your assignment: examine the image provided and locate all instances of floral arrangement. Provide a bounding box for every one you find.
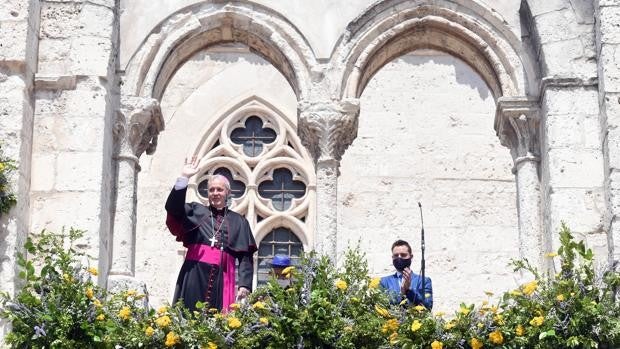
[1,225,619,348]
[0,142,17,215]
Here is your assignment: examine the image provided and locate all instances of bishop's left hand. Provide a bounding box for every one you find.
[236,286,250,301]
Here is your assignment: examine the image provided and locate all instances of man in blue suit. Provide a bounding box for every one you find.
[380,239,433,309]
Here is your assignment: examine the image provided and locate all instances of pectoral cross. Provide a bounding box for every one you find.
[209,236,218,247]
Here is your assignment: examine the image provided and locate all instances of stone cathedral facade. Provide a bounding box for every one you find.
[1,0,620,337]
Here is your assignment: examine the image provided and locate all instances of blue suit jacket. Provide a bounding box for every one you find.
[380,272,433,309]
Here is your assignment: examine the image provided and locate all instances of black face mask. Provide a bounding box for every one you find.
[392,257,411,272]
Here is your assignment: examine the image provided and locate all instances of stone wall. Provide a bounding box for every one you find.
[0,0,39,338]
[522,0,608,260]
[596,0,620,266]
[30,0,118,283]
[1,2,620,339]
[339,50,519,312]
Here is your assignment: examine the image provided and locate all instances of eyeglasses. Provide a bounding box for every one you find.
[392,253,411,259]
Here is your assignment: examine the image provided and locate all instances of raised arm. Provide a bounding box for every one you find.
[165,156,200,217]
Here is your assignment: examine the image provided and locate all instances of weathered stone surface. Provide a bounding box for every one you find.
[3,0,620,327]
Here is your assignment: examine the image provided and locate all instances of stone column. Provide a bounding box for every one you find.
[595,0,620,268]
[496,97,544,269]
[298,99,359,258]
[107,96,163,291]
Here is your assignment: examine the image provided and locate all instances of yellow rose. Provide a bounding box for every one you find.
[335,279,348,291]
[522,280,538,296]
[369,277,381,289]
[410,320,422,332]
[530,315,544,327]
[252,301,266,310]
[281,266,295,277]
[145,326,154,337]
[413,305,426,312]
[556,294,565,302]
[444,321,456,330]
[516,324,525,336]
[86,287,94,300]
[118,306,131,320]
[489,330,504,345]
[228,317,242,329]
[87,267,98,276]
[93,299,102,308]
[96,314,105,321]
[458,305,470,316]
[157,306,169,315]
[431,340,443,349]
[381,318,399,334]
[229,303,240,311]
[494,314,505,325]
[205,342,217,349]
[374,305,391,318]
[155,315,172,328]
[259,317,269,325]
[165,331,180,347]
[470,337,483,349]
[510,290,523,297]
[126,289,137,296]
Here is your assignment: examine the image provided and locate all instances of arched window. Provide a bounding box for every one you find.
[256,227,303,286]
[188,98,315,287]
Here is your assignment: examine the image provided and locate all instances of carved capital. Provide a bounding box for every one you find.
[116,96,165,157]
[298,98,360,164]
[495,97,540,161]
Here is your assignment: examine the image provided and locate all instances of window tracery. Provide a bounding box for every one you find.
[188,99,315,287]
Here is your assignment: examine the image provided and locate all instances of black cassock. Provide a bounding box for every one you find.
[165,187,257,311]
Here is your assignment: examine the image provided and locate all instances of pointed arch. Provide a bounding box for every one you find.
[332,0,540,100]
[185,96,316,256]
[123,1,316,102]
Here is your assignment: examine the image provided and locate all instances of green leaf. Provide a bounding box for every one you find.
[539,329,556,340]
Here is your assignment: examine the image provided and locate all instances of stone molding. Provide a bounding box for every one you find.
[495,97,541,167]
[115,96,165,161]
[539,76,599,100]
[335,0,538,100]
[122,1,315,101]
[34,74,77,91]
[298,99,360,165]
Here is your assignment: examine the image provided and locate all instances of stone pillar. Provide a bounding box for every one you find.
[0,0,39,339]
[496,97,544,269]
[107,96,163,291]
[595,0,620,268]
[298,99,359,258]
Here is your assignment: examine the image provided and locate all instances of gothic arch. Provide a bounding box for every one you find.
[186,96,316,250]
[122,1,316,103]
[333,0,540,100]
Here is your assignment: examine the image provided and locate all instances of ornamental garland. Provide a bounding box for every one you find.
[0,142,17,215]
[0,226,619,348]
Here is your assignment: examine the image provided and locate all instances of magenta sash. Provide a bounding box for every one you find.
[185,244,236,311]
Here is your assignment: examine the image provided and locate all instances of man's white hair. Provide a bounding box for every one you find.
[210,174,231,192]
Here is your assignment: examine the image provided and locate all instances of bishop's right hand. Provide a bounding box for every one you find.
[181,156,200,178]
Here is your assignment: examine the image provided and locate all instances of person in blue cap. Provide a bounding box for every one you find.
[270,254,292,287]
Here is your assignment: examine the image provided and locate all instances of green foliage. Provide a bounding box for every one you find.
[1,225,619,348]
[0,142,17,215]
